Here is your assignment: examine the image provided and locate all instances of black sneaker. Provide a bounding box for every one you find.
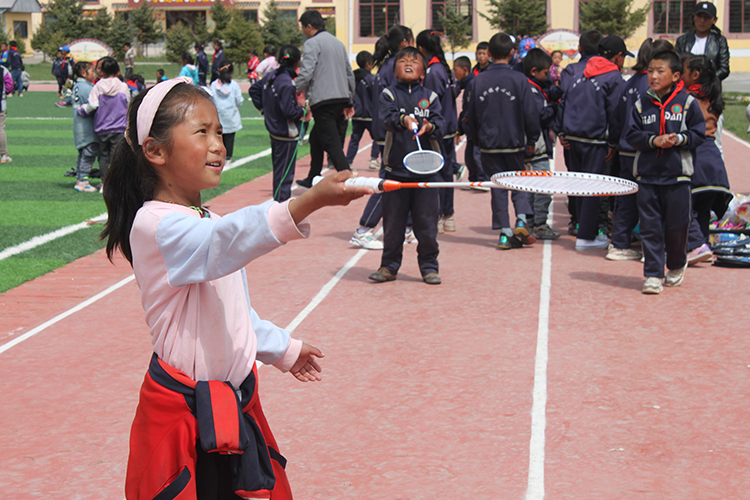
[497,234,522,250]
[533,224,561,240]
[295,178,313,190]
[513,219,536,245]
[568,222,578,236]
[63,168,77,177]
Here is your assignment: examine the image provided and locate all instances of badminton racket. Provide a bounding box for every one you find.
[402,119,444,175]
[314,171,637,196]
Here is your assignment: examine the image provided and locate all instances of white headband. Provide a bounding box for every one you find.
[136,76,193,145]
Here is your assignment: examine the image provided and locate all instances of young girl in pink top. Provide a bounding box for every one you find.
[102,76,371,500]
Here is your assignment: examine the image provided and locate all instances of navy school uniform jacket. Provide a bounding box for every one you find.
[617,71,650,156]
[457,72,474,136]
[559,54,594,93]
[371,57,396,143]
[554,56,624,147]
[624,81,706,184]
[380,80,444,179]
[260,67,306,141]
[526,75,556,162]
[423,57,458,136]
[352,68,376,120]
[464,63,540,154]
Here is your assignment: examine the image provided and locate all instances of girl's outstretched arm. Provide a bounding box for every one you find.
[288,170,373,225]
[290,343,325,382]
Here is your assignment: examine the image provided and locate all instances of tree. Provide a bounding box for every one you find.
[438,0,472,59]
[30,0,88,59]
[210,2,232,41]
[260,0,303,48]
[324,16,336,36]
[480,0,548,38]
[579,0,649,39]
[165,22,194,64]
[89,8,112,44]
[193,14,210,46]
[223,9,264,67]
[131,2,163,58]
[107,14,135,61]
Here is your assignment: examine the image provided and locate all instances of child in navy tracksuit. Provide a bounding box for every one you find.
[523,49,560,240]
[453,56,488,189]
[624,50,705,294]
[368,47,444,285]
[555,35,627,250]
[345,50,380,169]
[259,45,308,202]
[464,33,539,250]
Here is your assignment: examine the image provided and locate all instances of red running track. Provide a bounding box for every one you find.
[1,134,750,499]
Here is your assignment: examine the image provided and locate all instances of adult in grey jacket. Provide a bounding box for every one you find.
[294,9,356,188]
[675,1,730,81]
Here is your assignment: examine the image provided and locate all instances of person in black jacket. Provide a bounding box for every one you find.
[7,41,23,97]
[675,1,730,81]
[210,39,225,84]
[195,43,209,86]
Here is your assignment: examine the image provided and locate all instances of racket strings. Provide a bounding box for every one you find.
[403,150,444,174]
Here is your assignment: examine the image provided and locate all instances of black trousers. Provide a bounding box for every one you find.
[567,141,607,240]
[346,120,379,163]
[271,137,297,202]
[611,155,639,249]
[381,181,439,276]
[637,182,691,278]
[222,133,236,160]
[304,102,350,181]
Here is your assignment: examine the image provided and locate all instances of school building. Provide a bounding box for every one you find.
[11,0,750,71]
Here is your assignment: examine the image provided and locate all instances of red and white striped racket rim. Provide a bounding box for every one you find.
[491,171,638,196]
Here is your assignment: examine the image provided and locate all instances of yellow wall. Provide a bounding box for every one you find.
[5,13,34,53]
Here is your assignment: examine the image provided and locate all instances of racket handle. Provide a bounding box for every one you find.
[312,176,386,192]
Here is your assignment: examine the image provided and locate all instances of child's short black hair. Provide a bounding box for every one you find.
[9,41,17,48]
[551,50,562,58]
[522,48,552,76]
[579,30,602,56]
[454,56,471,71]
[99,57,120,77]
[651,50,681,73]
[476,41,489,52]
[392,47,425,73]
[488,33,514,61]
[156,68,165,77]
[218,62,234,83]
[73,61,93,81]
[263,45,277,57]
[356,50,373,69]
[182,52,194,65]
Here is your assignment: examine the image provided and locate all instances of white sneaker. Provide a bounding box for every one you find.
[606,245,643,261]
[575,233,609,251]
[350,229,383,250]
[404,227,417,244]
[369,159,380,170]
[642,277,663,295]
[0,154,12,163]
[665,263,687,287]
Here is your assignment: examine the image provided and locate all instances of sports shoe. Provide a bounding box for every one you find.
[350,228,383,250]
[606,245,643,261]
[514,219,536,245]
[368,267,396,283]
[497,234,522,250]
[456,164,468,182]
[642,277,663,295]
[443,214,456,232]
[437,217,444,234]
[54,101,66,108]
[74,180,98,193]
[568,222,578,236]
[295,178,312,190]
[0,154,12,163]
[687,243,713,266]
[533,224,560,240]
[575,233,609,251]
[404,227,417,244]
[665,263,687,287]
[369,159,380,170]
[423,272,442,285]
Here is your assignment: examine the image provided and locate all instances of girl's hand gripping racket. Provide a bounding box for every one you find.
[402,117,444,175]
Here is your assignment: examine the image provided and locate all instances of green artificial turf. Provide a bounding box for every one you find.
[0,90,277,294]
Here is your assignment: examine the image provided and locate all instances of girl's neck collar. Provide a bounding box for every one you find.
[152,199,210,218]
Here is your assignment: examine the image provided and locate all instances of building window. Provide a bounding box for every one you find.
[729,0,750,32]
[280,9,298,21]
[431,0,472,36]
[13,21,28,39]
[652,0,694,34]
[243,9,259,23]
[359,0,400,38]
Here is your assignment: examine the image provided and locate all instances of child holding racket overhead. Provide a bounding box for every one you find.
[100,77,371,499]
[623,51,705,294]
[368,47,445,285]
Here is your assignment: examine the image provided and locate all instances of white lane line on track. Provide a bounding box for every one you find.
[526,157,555,500]
[0,275,136,355]
[1,143,376,354]
[724,130,750,150]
